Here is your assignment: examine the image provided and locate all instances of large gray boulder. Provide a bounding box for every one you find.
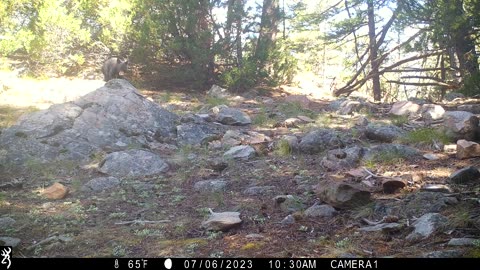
[442,111,479,140]
[365,123,405,143]
[315,181,371,209]
[299,129,344,154]
[0,80,178,166]
[211,105,251,126]
[99,150,169,178]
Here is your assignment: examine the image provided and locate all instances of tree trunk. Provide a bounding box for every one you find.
[196,0,214,83]
[255,0,280,69]
[367,0,381,102]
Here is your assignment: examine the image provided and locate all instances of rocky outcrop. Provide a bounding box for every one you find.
[0,79,178,166]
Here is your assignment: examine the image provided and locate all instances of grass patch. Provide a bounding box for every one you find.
[274,139,292,156]
[390,115,409,126]
[0,105,39,129]
[205,96,230,107]
[277,102,316,119]
[400,128,452,145]
[363,149,409,166]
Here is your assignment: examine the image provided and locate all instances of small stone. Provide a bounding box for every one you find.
[406,213,448,242]
[0,217,16,229]
[449,166,480,184]
[280,214,295,226]
[382,178,406,194]
[0,237,21,248]
[456,139,480,159]
[193,179,227,193]
[421,184,452,193]
[423,153,441,160]
[82,177,120,193]
[42,182,68,200]
[202,211,242,232]
[358,223,403,233]
[223,145,256,160]
[447,238,478,246]
[245,234,265,240]
[304,204,337,218]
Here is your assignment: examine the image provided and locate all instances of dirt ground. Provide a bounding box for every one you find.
[1,61,480,258]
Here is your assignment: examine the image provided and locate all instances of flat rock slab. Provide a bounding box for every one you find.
[449,166,480,184]
[358,223,403,233]
[202,211,242,232]
[0,237,21,248]
[316,181,371,209]
[406,213,448,242]
[99,149,169,178]
[82,177,120,193]
[193,179,227,193]
[304,204,337,218]
[223,145,256,160]
[447,238,478,246]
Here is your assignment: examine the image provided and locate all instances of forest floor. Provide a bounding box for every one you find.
[1,60,480,258]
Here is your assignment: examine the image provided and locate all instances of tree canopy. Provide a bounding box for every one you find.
[1,0,479,100]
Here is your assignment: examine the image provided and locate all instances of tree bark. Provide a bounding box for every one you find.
[367,0,381,101]
[255,0,280,69]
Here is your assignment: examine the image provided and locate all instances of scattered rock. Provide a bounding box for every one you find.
[202,211,242,231]
[281,118,302,128]
[382,178,406,194]
[321,146,364,170]
[304,204,337,218]
[421,104,445,124]
[274,195,306,213]
[443,111,479,140]
[456,139,480,159]
[422,250,464,258]
[420,184,452,193]
[99,149,169,178]
[355,116,369,126]
[365,123,406,143]
[443,144,457,154]
[449,166,480,184]
[315,181,371,209]
[297,115,315,123]
[299,129,344,154]
[42,182,69,200]
[423,153,441,160]
[193,179,227,193]
[82,176,120,193]
[208,158,228,172]
[406,213,448,242]
[176,123,223,146]
[447,238,478,246]
[377,192,458,218]
[336,100,361,115]
[211,105,251,126]
[243,186,276,196]
[280,214,295,226]
[457,104,480,114]
[285,95,310,107]
[444,92,465,101]
[389,101,421,116]
[280,135,299,151]
[358,223,403,233]
[0,237,21,248]
[207,85,231,98]
[222,130,271,146]
[245,233,265,240]
[0,217,16,229]
[223,145,256,160]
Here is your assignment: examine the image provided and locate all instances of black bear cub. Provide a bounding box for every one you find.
[102,57,128,81]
